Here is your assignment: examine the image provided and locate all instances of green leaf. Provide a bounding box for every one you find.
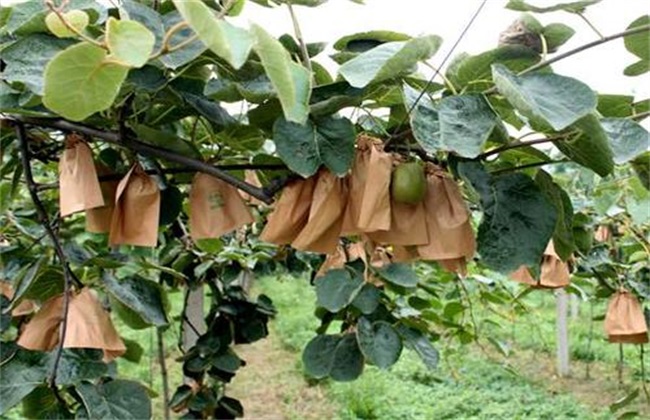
[556,114,614,176]
[505,0,601,13]
[330,333,364,382]
[273,116,355,177]
[624,60,650,77]
[55,349,107,386]
[1,34,74,95]
[159,186,183,226]
[535,170,574,260]
[437,94,501,158]
[339,35,442,88]
[601,118,650,164]
[22,386,72,419]
[631,152,650,190]
[251,24,311,124]
[624,16,650,62]
[351,284,381,315]
[492,64,596,131]
[356,318,402,369]
[376,263,419,288]
[120,0,165,53]
[43,42,129,121]
[121,338,144,363]
[459,161,557,273]
[333,30,411,51]
[542,23,575,51]
[172,0,252,69]
[0,350,49,415]
[446,46,540,90]
[76,380,152,420]
[103,273,168,328]
[158,11,206,69]
[597,94,634,118]
[315,268,364,313]
[396,325,439,370]
[106,17,155,68]
[302,334,341,378]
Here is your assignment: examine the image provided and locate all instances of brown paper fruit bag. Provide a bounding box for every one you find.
[239,170,264,206]
[0,281,36,316]
[261,177,316,245]
[189,173,254,240]
[342,135,392,235]
[510,241,571,288]
[86,164,119,234]
[293,169,347,254]
[604,290,649,344]
[367,200,429,246]
[417,164,476,274]
[315,245,347,278]
[109,164,161,247]
[59,134,104,217]
[17,288,126,362]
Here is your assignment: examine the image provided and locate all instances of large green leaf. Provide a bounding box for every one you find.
[103,273,168,328]
[556,114,614,176]
[396,325,439,370]
[446,46,540,90]
[438,94,501,158]
[105,17,155,68]
[339,35,442,88]
[535,171,574,260]
[1,34,74,95]
[601,118,650,164]
[0,350,49,415]
[356,318,402,369]
[632,153,650,190]
[302,334,341,378]
[492,64,597,131]
[376,263,419,288]
[506,0,601,13]
[315,268,364,313]
[597,94,635,118]
[76,380,152,420]
[251,24,311,124]
[54,349,107,386]
[273,116,355,177]
[172,0,252,69]
[43,42,129,121]
[624,15,650,76]
[459,161,557,273]
[329,333,364,382]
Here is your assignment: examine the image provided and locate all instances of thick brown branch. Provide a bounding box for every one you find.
[7,116,276,204]
[15,122,79,388]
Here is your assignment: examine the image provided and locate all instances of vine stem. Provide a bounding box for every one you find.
[157,329,171,420]
[6,116,276,204]
[576,12,604,39]
[44,0,105,49]
[476,132,575,160]
[489,159,568,175]
[15,122,79,388]
[286,1,313,74]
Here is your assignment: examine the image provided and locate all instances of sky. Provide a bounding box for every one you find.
[230,0,650,99]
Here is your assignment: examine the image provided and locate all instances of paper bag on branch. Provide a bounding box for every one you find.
[604,290,648,344]
[109,164,161,247]
[367,199,428,246]
[17,288,126,362]
[239,170,264,206]
[417,164,476,274]
[0,281,36,316]
[189,173,254,240]
[59,134,104,217]
[293,170,347,254]
[315,244,348,278]
[510,241,571,288]
[260,177,316,245]
[341,135,392,235]
[86,164,119,234]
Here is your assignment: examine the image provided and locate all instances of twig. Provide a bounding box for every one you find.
[477,132,575,160]
[640,344,650,403]
[157,328,171,420]
[286,1,312,73]
[631,110,650,122]
[6,116,276,204]
[44,0,104,49]
[15,122,79,388]
[489,159,568,175]
[576,12,604,39]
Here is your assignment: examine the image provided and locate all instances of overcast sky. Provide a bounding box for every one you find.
[231,0,650,99]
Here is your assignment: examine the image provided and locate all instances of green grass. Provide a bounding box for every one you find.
[255,275,609,420]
